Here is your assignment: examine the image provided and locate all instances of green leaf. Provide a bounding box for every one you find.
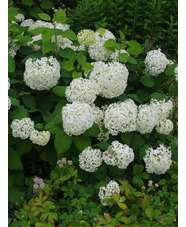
[54,129,73,157]
[131,132,145,150]
[126,40,143,56]
[121,132,133,146]
[82,62,94,71]
[133,164,144,175]
[38,13,51,21]
[42,41,57,54]
[74,136,91,151]
[22,95,36,109]
[40,0,54,10]
[132,176,144,187]
[151,92,167,101]
[95,142,110,151]
[127,57,137,64]
[61,30,77,41]
[140,75,155,87]
[21,0,34,7]
[139,145,149,160]
[118,202,128,211]
[119,53,129,63]
[9,148,23,170]
[8,55,15,73]
[10,106,29,120]
[52,86,66,97]
[53,10,67,23]
[104,39,119,51]
[119,30,125,40]
[165,64,177,76]
[62,56,76,71]
[59,48,75,59]
[42,29,56,42]
[140,172,150,180]
[16,140,33,156]
[9,97,20,107]
[72,71,83,79]
[8,187,25,206]
[77,51,86,65]
[145,206,154,221]
[8,7,18,21]
[158,179,167,185]
[83,123,100,137]
[127,94,142,103]
[112,193,120,203]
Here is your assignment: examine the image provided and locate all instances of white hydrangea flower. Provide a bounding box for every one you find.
[65,78,100,104]
[88,61,129,99]
[14,13,25,22]
[104,99,137,136]
[77,29,95,46]
[88,29,116,61]
[24,56,61,90]
[28,20,54,31]
[8,78,10,90]
[8,97,11,110]
[72,44,86,52]
[8,38,20,58]
[11,118,35,139]
[53,22,70,31]
[143,144,172,174]
[30,130,50,146]
[136,104,159,134]
[20,19,34,27]
[51,35,73,50]
[27,34,42,52]
[79,147,103,172]
[174,66,178,81]
[144,49,169,76]
[156,119,174,135]
[150,99,173,120]
[98,180,120,206]
[103,141,134,169]
[62,102,94,136]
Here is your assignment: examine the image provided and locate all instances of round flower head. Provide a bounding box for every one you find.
[30,130,50,146]
[62,102,94,136]
[150,99,173,120]
[8,97,11,110]
[20,19,34,27]
[174,66,178,81]
[144,49,169,76]
[88,61,129,99]
[14,13,25,22]
[24,56,60,90]
[79,147,103,172]
[103,141,134,169]
[11,118,35,140]
[156,119,173,135]
[136,104,159,134]
[28,20,54,31]
[77,29,95,46]
[104,99,137,135]
[88,29,116,61]
[143,144,172,174]
[65,78,100,104]
[51,35,73,50]
[98,180,120,206]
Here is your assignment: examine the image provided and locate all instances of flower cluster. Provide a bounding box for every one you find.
[136,104,159,134]
[11,118,35,139]
[62,102,94,136]
[104,99,137,135]
[77,29,95,46]
[174,66,178,81]
[8,97,11,110]
[24,56,61,90]
[103,141,134,169]
[144,49,169,76]
[143,144,172,174]
[20,19,34,27]
[156,119,174,135]
[30,130,51,146]
[79,147,103,172]
[65,78,100,104]
[28,20,54,31]
[33,176,45,190]
[87,61,129,99]
[98,180,120,206]
[14,13,25,22]
[51,35,73,50]
[8,37,20,58]
[27,34,42,52]
[57,158,73,168]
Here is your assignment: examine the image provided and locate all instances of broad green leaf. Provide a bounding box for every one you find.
[21,0,34,7]
[165,64,177,76]
[8,187,25,206]
[42,29,56,42]
[9,148,23,170]
[54,129,73,157]
[16,140,33,156]
[74,136,91,151]
[82,62,94,71]
[53,10,67,23]
[72,71,83,79]
[140,75,155,88]
[42,41,57,54]
[52,86,66,97]
[127,94,142,103]
[8,55,15,73]
[140,172,150,180]
[127,57,137,64]
[77,51,86,65]
[40,0,54,10]
[158,179,167,185]
[145,206,154,221]
[118,202,128,211]
[8,7,18,21]
[14,35,32,45]
[95,142,110,151]
[139,145,149,160]
[83,123,100,137]
[131,132,145,150]
[62,56,76,71]
[22,95,36,109]
[119,53,129,63]
[104,39,119,51]
[132,176,144,187]
[38,13,51,21]
[133,164,144,175]
[61,30,77,41]
[59,48,75,59]
[121,132,133,146]
[126,40,143,56]
[151,92,167,101]
[10,106,29,120]
[9,97,20,107]
[119,30,125,40]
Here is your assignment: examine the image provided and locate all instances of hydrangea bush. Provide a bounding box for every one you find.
[8,2,178,226]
